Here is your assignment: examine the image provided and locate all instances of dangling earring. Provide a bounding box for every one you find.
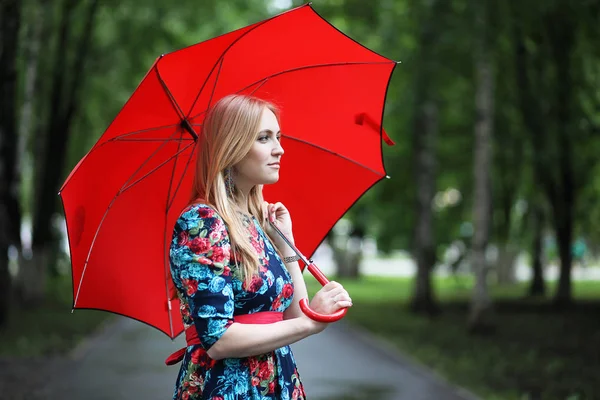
[224,167,235,197]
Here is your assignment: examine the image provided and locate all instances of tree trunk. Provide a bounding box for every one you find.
[0,0,22,328]
[547,8,575,307]
[529,205,545,296]
[410,101,439,314]
[330,228,361,280]
[496,244,517,285]
[32,0,99,286]
[408,0,447,315]
[469,0,495,332]
[14,0,49,305]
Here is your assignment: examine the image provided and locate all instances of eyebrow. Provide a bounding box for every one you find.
[257,129,281,135]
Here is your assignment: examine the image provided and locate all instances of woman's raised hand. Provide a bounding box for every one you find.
[263,201,294,246]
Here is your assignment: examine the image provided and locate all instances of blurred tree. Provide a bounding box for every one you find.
[0,0,22,327]
[469,0,495,331]
[13,0,51,305]
[25,0,99,305]
[511,0,600,305]
[408,0,447,314]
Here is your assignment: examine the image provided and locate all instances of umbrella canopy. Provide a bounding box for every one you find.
[59,4,397,338]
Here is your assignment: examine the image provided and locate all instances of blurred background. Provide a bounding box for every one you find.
[1,0,599,399]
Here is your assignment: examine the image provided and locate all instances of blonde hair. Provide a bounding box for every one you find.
[189,94,279,283]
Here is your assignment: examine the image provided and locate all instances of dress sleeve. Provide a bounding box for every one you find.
[169,204,234,350]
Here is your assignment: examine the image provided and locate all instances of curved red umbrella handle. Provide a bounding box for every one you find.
[298,262,347,323]
[267,221,348,323]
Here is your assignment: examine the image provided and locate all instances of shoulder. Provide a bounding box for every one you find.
[176,203,227,236]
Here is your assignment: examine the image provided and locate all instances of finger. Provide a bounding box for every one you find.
[323,281,342,291]
[273,202,288,216]
[328,287,345,298]
[336,301,353,309]
[333,293,352,303]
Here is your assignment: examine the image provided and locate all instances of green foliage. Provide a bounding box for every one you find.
[307,277,600,400]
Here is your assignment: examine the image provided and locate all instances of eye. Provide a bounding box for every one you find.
[258,135,269,143]
[276,134,282,142]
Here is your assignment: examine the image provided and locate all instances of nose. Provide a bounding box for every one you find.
[272,139,284,156]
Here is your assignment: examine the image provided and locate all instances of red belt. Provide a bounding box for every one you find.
[165,311,284,366]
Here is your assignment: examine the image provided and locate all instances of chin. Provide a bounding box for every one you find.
[263,175,280,185]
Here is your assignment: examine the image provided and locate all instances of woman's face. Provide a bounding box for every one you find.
[233,108,283,191]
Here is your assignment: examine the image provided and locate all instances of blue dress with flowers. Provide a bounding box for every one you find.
[169,203,306,400]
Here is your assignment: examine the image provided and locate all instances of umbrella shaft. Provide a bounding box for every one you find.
[268,221,311,265]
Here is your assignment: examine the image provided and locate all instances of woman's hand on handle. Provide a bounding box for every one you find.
[304,281,352,333]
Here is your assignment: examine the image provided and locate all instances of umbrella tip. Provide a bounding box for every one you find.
[396,61,402,64]
[386,175,391,179]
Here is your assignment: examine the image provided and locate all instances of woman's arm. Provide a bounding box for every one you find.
[207,315,319,360]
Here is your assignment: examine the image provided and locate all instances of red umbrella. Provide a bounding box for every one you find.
[59,4,397,338]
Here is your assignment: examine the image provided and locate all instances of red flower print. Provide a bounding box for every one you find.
[268,381,275,393]
[190,237,211,254]
[178,231,189,246]
[182,391,190,400]
[211,397,224,400]
[183,278,198,296]
[292,388,300,400]
[181,305,191,319]
[251,376,260,386]
[282,283,294,298]
[248,357,259,372]
[212,246,229,263]
[198,256,212,265]
[209,230,221,243]
[243,275,263,293]
[258,361,272,380]
[272,294,282,310]
[198,207,214,218]
[223,265,231,276]
[251,237,264,255]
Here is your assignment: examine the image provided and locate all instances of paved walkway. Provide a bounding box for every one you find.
[45,316,478,400]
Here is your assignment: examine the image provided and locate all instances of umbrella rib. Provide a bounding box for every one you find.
[73,127,185,308]
[162,128,186,339]
[111,138,194,143]
[205,56,225,113]
[120,141,195,195]
[247,78,269,97]
[283,135,385,177]
[189,61,394,120]
[106,124,181,142]
[155,66,185,119]
[166,142,196,212]
[185,15,276,117]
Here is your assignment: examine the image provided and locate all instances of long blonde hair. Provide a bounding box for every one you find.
[189,94,279,282]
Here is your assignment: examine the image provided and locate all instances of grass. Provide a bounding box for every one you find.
[306,276,600,400]
[0,276,111,357]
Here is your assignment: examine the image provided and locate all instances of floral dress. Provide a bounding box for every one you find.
[169,203,307,400]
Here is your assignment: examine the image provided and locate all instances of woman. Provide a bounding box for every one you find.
[167,94,353,400]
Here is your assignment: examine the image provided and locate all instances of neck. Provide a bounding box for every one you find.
[233,191,250,215]
[234,180,253,214]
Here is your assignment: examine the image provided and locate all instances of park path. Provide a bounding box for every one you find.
[44,316,479,400]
